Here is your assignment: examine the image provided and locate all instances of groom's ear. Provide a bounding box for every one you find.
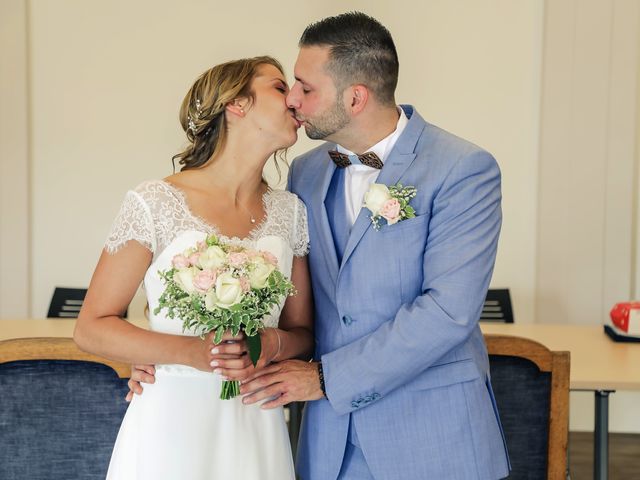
[348,85,369,115]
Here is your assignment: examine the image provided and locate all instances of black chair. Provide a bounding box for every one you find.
[485,334,570,480]
[47,287,87,318]
[47,287,127,318]
[481,288,514,323]
[0,337,130,480]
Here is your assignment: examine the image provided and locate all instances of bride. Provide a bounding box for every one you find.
[74,56,313,479]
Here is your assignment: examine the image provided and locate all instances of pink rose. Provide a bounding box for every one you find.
[379,198,401,225]
[197,241,207,251]
[239,276,251,293]
[172,254,191,269]
[188,252,201,265]
[261,251,278,266]
[193,269,217,293]
[227,252,249,267]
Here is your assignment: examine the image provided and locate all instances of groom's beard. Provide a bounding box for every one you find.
[301,96,349,140]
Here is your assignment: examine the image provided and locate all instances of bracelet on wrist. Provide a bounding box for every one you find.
[317,362,327,397]
[272,328,282,362]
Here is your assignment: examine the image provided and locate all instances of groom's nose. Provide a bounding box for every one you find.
[286,83,301,110]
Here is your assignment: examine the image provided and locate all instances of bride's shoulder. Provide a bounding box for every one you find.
[127,179,179,201]
[268,188,304,205]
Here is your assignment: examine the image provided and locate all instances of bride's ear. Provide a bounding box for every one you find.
[226,99,246,118]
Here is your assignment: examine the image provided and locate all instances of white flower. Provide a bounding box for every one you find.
[173,267,197,294]
[248,257,275,289]
[363,183,391,216]
[214,272,244,308]
[198,245,226,270]
[204,289,218,311]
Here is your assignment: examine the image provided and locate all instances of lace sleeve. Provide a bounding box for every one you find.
[104,190,155,254]
[292,197,310,257]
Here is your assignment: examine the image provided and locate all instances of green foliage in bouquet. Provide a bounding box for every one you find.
[153,234,295,399]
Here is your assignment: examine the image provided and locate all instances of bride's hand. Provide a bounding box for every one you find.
[184,330,246,372]
[206,330,252,379]
[210,328,281,381]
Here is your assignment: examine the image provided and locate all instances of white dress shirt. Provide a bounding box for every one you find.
[336,107,408,226]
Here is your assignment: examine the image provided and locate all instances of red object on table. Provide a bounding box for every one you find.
[610,302,640,334]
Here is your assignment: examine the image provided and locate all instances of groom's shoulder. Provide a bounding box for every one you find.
[421,122,490,159]
[290,142,333,174]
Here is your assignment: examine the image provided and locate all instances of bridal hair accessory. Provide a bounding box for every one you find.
[154,234,295,399]
[363,182,417,230]
[187,98,204,135]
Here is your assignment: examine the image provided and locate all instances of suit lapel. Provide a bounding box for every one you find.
[339,106,425,270]
[310,151,340,283]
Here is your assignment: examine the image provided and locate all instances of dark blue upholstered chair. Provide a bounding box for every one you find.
[484,334,570,480]
[0,337,130,480]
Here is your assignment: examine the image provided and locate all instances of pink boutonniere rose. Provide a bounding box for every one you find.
[363,182,417,230]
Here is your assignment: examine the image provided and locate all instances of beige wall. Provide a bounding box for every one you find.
[2,0,639,432]
[0,0,29,318]
[8,0,545,324]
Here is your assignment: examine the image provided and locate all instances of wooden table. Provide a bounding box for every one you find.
[0,318,148,341]
[481,323,640,480]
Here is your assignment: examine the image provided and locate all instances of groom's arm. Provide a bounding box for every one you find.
[320,150,501,414]
[242,150,501,411]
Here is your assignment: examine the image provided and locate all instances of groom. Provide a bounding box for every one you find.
[129,12,510,479]
[239,11,510,480]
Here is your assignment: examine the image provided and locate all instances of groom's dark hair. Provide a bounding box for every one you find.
[299,11,399,106]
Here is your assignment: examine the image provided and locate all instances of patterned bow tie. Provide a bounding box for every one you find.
[328,150,383,169]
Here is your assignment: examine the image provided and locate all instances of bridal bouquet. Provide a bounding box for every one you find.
[154,234,295,399]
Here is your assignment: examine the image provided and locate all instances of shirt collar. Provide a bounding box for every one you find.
[336,107,409,165]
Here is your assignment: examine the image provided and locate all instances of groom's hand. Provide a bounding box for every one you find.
[239,360,325,409]
[125,364,156,402]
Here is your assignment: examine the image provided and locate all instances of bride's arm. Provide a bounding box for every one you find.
[266,254,314,362]
[74,240,217,372]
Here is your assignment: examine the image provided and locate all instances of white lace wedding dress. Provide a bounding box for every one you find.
[103,180,308,480]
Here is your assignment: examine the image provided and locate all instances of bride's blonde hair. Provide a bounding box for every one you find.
[172,56,285,172]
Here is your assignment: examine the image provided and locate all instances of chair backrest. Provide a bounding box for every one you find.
[485,334,570,480]
[481,288,514,323]
[47,287,87,318]
[47,287,127,319]
[0,337,130,480]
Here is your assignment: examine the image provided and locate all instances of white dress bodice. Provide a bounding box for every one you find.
[105,180,309,335]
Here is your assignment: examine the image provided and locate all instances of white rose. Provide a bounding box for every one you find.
[363,183,391,216]
[173,267,197,294]
[204,289,218,311]
[198,245,226,270]
[248,257,275,289]
[214,272,244,308]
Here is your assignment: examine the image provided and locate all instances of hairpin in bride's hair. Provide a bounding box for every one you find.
[187,98,203,135]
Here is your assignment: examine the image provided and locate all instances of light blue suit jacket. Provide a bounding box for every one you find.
[289,106,510,480]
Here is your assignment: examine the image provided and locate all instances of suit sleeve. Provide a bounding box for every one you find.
[321,150,502,415]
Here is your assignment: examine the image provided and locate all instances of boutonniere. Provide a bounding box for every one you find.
[363,182,417,230]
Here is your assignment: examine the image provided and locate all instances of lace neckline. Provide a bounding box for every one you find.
[158,179,274,244]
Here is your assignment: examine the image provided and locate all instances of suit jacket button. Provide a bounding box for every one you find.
[342,315,353,325]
